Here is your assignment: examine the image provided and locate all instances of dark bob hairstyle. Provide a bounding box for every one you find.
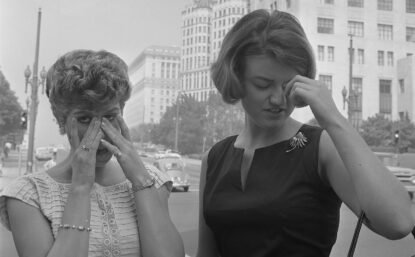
[211,9,316,104]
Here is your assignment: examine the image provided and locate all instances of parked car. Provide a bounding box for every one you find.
[152,157,190,192]
[375,152,415,198]
[35,147,55,161]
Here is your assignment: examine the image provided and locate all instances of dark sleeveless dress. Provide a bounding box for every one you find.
[203,124,341,257]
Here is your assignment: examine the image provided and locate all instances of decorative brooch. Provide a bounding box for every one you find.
[286,132,308,153]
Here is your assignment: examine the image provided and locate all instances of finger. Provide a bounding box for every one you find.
[101,118,125,148]
[288,82,310,107]
[90,129,104,151]
[100,138,122,158]
[79,118,101,152]
[70,117,80,149]
[284,75,314,97]
[79,118,99,145]
[116,114,131,141]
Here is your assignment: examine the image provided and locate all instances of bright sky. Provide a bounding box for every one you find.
[0,0,191,148]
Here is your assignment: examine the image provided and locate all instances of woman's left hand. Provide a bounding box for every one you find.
[100,115,150,183]
[285,75,343,129]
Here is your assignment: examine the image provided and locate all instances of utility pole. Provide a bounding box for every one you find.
[174,91,181,152]
[348,33,354,126]
[24,8,47,173]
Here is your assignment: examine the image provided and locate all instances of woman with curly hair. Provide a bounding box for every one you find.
[0,49,184,257]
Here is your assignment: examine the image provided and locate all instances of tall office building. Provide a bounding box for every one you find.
[248,0,415,126]
[397,55,415,122]
[124,45,181,127]
[181,0,249,101]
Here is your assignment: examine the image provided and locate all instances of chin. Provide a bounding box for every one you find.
[95,153,113,167]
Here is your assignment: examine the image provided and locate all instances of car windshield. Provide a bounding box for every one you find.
[163,161,183,170]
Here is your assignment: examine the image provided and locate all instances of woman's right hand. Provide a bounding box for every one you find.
[69,117,103,189]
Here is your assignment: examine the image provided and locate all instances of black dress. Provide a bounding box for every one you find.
[203,124,341,257]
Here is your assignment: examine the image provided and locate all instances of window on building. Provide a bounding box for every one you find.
[406,27,415,42]
[378,24,393,40]
[407,0,415,13]
[378,0,392,10]
[318,75,333,94]
[399,79,405,94]
[348,21,364,37]
[379,79,392,118]
[348,0,364,7]
[357,49,364,64]
[378,51,384,66]
[351,78,363,112]
[387,51,394,66]
[286,0,291,8]
[318,45,325,61]
[318,18,334,34]
[166,63,170,78]
[324,0,334,4]
[328,46,334,62]
[161,63,165,78]
[351,77,363,128]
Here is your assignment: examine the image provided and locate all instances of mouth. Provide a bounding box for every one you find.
[264,108,284,114]
[96,148,109,155]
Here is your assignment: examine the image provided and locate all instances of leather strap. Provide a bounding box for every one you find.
[347,212,365,257]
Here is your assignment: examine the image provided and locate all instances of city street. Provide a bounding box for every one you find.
[1,151,415,256]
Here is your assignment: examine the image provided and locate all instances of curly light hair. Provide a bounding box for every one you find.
[46,49,131,134]
[211,9,316,104]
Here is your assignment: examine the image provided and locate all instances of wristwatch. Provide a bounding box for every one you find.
[131,177,156,193]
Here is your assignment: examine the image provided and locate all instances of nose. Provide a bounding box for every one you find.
[269,85,286,106]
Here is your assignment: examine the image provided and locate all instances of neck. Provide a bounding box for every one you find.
[239,117,300,149]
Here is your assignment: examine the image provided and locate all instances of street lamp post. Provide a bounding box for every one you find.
[24,8,47,173]
[342,33,357,128]
[174,91,182,152]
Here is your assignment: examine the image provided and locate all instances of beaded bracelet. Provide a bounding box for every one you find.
[58,224,92,232]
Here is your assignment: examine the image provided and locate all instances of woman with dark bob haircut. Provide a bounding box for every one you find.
[0,50,184,257]
[197,10,414,257]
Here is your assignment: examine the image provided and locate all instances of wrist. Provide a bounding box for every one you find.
[70,184,93,194]
[131,177,156,193]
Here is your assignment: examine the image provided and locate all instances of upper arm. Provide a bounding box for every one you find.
[196,151,219,257]
[319,131,361,215]
[157,184,171,212]
[7,197,54,257]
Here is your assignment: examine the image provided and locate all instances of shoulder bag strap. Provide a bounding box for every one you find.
[347,212,365,257]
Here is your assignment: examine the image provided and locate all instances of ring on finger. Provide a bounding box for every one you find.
[80,145,90,152]
[114,151,122,158]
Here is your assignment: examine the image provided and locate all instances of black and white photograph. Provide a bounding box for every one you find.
[1,0,415,256]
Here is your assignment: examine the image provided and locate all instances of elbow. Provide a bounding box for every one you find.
[382,215,414,240]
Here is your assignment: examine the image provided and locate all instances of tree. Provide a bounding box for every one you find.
[156,95,206,154]
[391,119,415,151]
[0,71,23,140]
[129,123,155,143]
[359,114,415,150]
[204,93,244,150]
[360,114,392,146]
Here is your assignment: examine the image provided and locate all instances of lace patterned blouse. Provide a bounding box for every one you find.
[0,164,172,257]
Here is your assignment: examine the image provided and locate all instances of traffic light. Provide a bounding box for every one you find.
[394,130,400,145]
[20,111,27,130]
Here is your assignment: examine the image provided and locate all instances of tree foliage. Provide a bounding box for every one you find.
[360,114,393,146]
[204,93,244,149]
[129,93,245,155]
[360,114,415,150]
[0,71,22,138]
